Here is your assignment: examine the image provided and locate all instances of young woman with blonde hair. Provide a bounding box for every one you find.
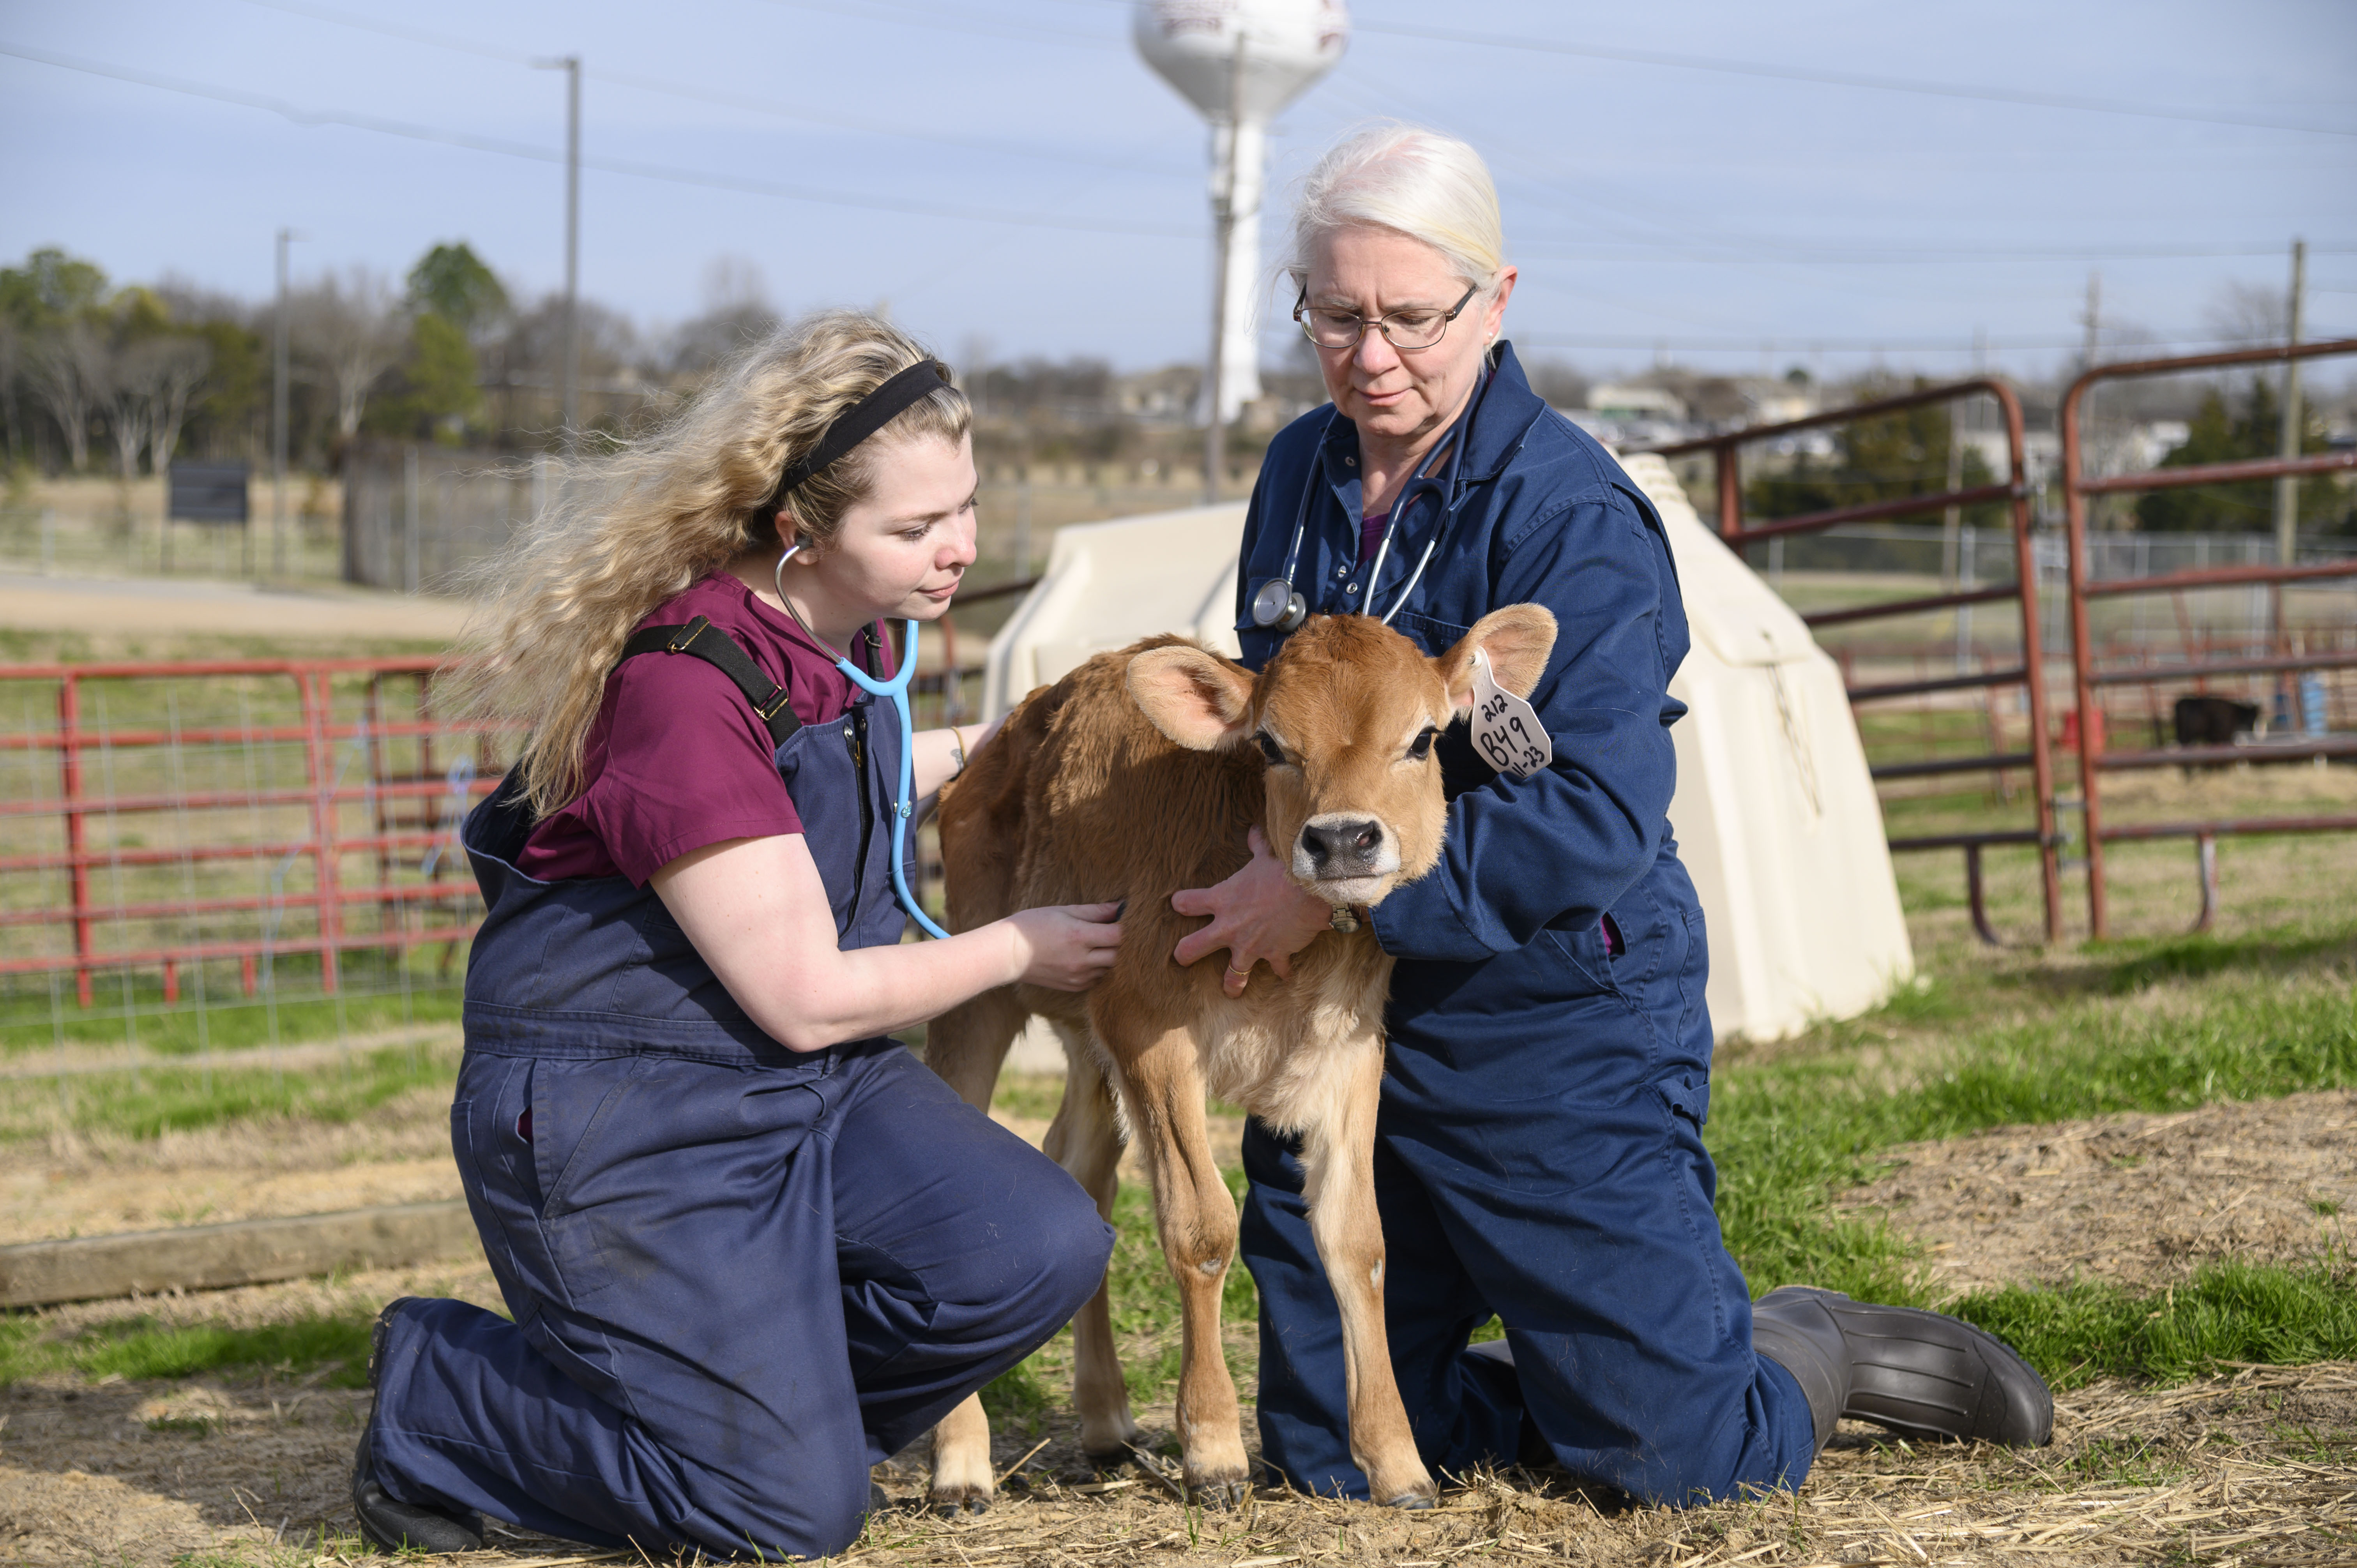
[352,311,1120,1559]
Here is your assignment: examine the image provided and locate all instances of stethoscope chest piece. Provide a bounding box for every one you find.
[1251,577,1308,632]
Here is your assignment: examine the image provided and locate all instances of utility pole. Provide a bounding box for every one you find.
[271,226,297,580]
[2080,271,2101,372]
[1201,33,1245,505]
[2079,273,2103,531]
[2274,238,2307,567]
[535,54,583,452]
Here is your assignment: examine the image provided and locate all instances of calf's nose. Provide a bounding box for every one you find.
[1300,818,1385,872]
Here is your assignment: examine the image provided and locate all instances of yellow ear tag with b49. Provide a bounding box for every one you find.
[1470,646,1551,780]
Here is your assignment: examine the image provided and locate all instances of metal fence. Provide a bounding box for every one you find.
[1643,378,2070,943]
[2060,338,2357,939]
[341,444,551,594]
[0,606,1018,1095]
[0,657,504,1085]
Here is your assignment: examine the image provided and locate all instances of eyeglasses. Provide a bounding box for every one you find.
[1292,281,1482,351]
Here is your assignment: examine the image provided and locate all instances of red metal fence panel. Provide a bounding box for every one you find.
[2059,337,2357,939]
[0,658,504,1008]
[1641,378,2065,943]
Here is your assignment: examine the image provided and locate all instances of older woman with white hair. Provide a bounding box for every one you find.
[1170,125,2051,1507]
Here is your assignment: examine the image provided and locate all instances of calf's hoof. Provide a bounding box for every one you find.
[1186,1474,1251,1510]
[928,1486,990,1518]
[1381,1488,1438,1511]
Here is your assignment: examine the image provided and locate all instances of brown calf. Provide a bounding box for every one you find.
[921,606,1557,1511]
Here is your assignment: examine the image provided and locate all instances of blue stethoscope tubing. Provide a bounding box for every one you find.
[833,625,954,941]
[774,543,953,941]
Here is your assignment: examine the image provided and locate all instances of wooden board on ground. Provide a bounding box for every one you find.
[0,1202,481,1307]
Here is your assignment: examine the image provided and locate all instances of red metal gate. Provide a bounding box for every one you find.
[1645,378,2064,943]
[0,657,501,1007]
[2059,337,2357,939]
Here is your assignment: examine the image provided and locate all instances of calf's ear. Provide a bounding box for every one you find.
[1127,645,1257,750]
[1436,604,1558,713]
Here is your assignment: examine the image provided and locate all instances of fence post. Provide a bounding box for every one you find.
[57,675,93,1007]
[300,669,345,993]
[1714,447,1741,540]
[403,445,422,595]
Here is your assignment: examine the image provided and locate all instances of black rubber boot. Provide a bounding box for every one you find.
[1751,1287,2052,1453]
[353,1298,486,1554]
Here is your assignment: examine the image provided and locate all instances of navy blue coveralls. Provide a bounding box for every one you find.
[1235,344,1817,1506]
[366,628,1113,1558]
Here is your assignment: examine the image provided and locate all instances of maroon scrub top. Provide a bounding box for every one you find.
[518,572,894,887]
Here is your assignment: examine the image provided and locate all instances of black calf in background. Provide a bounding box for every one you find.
[2156,694,2262,774]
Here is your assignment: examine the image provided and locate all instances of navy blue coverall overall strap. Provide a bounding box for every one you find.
[1230,343,1818,1508]
[362,614,1112,1559]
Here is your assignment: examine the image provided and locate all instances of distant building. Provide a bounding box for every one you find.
[1742,381,1818,426]
[1589,383,1690,424]
[1960,429,2061,490]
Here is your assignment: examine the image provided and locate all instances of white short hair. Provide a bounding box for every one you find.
[1282,123,1506,292]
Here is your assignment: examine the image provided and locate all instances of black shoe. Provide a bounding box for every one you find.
[353,1298,486,1554]
[1751,1286,2052,1454]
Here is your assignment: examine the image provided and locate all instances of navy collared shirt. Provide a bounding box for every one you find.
[1233,341,1693,967]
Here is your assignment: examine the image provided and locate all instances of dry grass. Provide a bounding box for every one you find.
[4,1357,2347,1566]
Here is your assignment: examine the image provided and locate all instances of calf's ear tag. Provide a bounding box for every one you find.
[1470,646,1552,780]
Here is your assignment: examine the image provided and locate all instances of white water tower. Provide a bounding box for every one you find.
[1134,0,1348,446]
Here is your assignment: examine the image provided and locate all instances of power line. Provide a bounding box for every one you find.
[1510,239,2357,266]
[1025,0,2357,138]
[1323,60,2352,271]
[0,40,1198,239]
[1346,17,2357,140]
[1513,328,2350,355]
[761,0,1118,51]
[232,0,1187,178]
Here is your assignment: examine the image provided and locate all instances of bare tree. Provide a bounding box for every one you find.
[27,321,106,471]
[140,337,212,475]
[292,267,402,438]
[2207,281,2287,346]
[102,342,153,483]
[0,316,22,470]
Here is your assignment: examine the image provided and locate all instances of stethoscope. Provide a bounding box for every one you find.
[1248,388,1482,634]
[774,543,953,941]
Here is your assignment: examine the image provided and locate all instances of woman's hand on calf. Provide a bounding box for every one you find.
[1004,902,1125,991]
[1170,827,1332,998]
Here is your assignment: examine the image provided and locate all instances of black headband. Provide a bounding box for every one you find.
[764,358,952,517]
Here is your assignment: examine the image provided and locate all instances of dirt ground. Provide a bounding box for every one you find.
[0,570,471,648]
[0,1060,1220,1247]
[3,1092,2353,1564]
[1839,1089,2357,1296]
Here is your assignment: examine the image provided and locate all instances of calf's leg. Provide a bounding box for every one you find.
[1043,1029,1143,1464]
[1296,1039,1436,1508]
[1110,1026,1252,1506]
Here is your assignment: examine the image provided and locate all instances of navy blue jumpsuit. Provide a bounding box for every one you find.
[365,630,1113,1558]
[1234,344,1818,1506]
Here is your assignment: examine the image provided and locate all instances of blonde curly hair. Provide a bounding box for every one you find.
[449,309,970,817]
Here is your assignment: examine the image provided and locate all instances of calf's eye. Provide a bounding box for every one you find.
[1255,733,1288,766]
[1408,726,1437,761]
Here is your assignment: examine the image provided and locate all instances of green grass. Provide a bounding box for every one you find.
[0,962,467,1061]
[0,1309,374,1388]
[1955,1261,2357,1390]
[0,1042,459,1141]
[1710,950,2355,1306]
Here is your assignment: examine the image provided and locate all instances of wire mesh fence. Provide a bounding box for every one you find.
[0,657,507,1116]
[0,640,1000,1114]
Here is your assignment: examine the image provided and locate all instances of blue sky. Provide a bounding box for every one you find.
[4,0,2352,381]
